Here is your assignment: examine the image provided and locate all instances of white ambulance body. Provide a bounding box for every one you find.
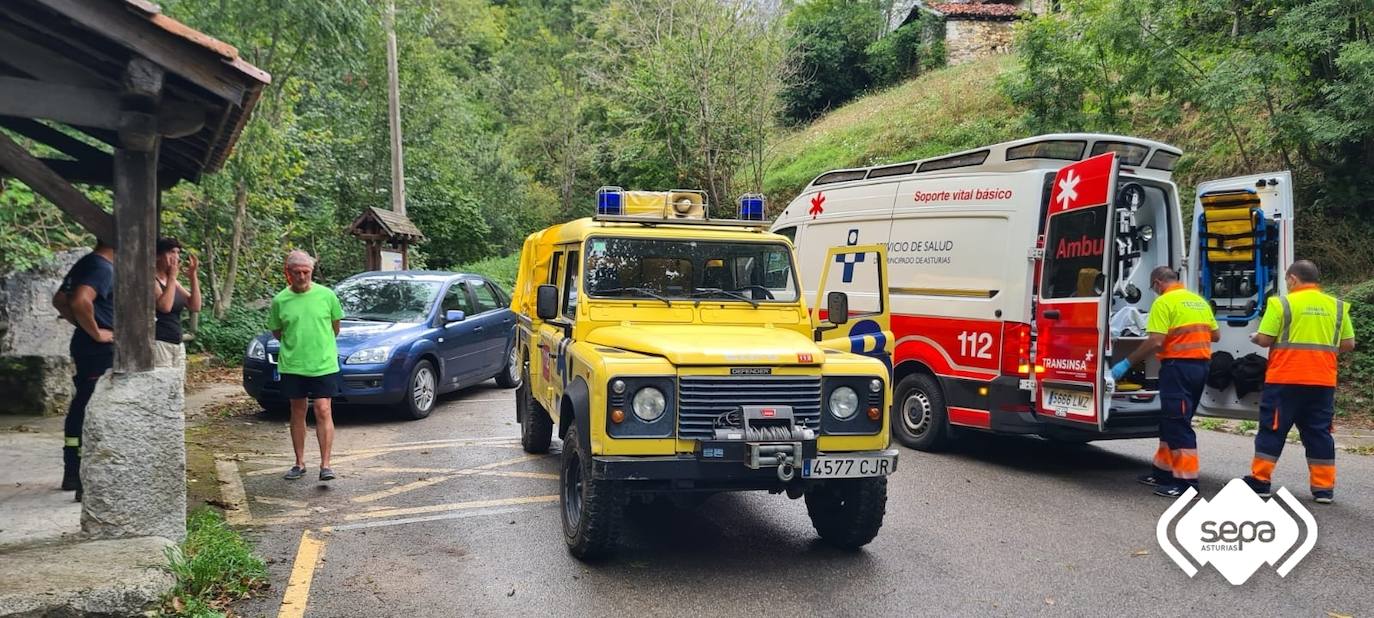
[773,133,1294,450]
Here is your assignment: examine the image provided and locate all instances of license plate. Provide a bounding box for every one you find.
[1045,388,1093,417]
[802,455,895,479]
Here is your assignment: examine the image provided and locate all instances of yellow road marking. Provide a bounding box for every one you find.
[243,440,522,477]
[253,495,310,508]
[342,495,558,522]
[351,475,460,504]
[214,458,252,525]
[235,436,519,460]
[356,466,462,474]
[476,470,559,480]
[277,529,326,618]
[349,454,550,503]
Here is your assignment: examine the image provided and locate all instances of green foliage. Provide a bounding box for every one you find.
[161,508,267,616]
[865,14,945,89]
[781,0,886,123]
[1002,0,1374,278]
[1339,279,1374,386]
[0,178,95,274]
[192,307,269,366]
[454,253,522,291]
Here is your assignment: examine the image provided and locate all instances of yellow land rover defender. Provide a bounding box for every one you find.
[509,187,898,559]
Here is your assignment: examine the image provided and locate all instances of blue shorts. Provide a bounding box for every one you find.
[279,372,341,400]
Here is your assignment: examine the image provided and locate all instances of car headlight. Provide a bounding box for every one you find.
[247,338,266,361]
[829,386,859,420]
[346,346,392,364]
[631,387,666,422]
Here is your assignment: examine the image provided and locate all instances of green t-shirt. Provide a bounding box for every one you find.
[267,284,344,377]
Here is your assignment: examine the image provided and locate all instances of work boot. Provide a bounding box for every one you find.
[1136,472,1174,487]
[1242,475,1272,498]
[1312,490,1334,504]
[1154,483,1198,499]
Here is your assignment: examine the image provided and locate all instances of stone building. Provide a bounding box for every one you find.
[893,0,1054,66]
[0,249,85,415]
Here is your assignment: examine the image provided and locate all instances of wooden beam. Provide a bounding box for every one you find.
[0,76,122,130]
[0,156,112,186]
[0,130,115,244]
[33,0,250,104]
[0,28,109,88]
[0,117,110,163]
[0,77,208,138]
[113,146,158,373]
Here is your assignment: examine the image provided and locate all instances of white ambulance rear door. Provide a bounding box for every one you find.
[1034,153,1120,431]
[1189,171,1294,419]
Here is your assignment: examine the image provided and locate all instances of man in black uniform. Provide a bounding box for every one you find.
[51,241,116,500]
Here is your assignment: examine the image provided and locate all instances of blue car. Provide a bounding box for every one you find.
[242,271,521,419]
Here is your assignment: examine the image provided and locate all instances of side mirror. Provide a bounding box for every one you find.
[827,291,849,326]
[536,284,559,321]
[445,309,466,323]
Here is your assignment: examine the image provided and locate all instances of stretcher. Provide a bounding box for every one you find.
[1196,190,1276,324]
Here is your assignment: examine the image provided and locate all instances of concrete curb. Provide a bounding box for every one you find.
[0,536,174,617]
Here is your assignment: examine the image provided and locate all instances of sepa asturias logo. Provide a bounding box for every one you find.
[1157,478,1317,585]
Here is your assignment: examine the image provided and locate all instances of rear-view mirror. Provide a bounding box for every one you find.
[536,285,559,321]
[827,291,849,326]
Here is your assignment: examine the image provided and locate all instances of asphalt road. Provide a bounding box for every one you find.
[208,384,1374,617]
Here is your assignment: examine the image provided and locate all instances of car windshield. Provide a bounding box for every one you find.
[334,278,442,323]
[584,237,799,303]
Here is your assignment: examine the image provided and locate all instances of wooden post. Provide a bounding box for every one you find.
[112,58,164,373]
[384,0,407,216]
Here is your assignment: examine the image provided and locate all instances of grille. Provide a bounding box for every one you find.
[677,375,822,439]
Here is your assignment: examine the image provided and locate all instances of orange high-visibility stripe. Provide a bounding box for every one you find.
[1272,406,1280,431]
[1251,454,1277,482]
[1267,348,1338,386]
[1152,442,1172,471]
[1308,460,1336,491]
[1172,449,1199,480]
[1160,324,1213,359]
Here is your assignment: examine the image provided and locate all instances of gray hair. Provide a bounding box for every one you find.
[285,250,316,268]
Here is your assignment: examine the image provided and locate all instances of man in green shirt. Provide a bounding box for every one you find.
[268,250,344,482]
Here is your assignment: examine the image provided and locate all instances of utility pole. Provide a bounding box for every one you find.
[384,0,406,215]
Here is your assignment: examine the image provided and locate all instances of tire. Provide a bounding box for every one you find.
[495,343,522,389]
[518,369,553,454]
[561,424,621,560]
[805,477,888,550]
[891,372,953,451]
[399,359,438,420]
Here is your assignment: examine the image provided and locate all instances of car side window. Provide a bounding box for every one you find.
[562,250,580,320]
[442,283,472,316]
[469,280,501,314]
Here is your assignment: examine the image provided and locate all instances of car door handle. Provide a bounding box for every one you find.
[473,326,484,332]
[1043,310,1061,320]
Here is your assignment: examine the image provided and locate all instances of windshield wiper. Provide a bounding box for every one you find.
[344,315,396,323]
[688,287,758,308]
[598,287,673,307]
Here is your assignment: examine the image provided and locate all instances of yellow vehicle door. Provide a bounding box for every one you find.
[810,244,892,367]
[533,247,581,408]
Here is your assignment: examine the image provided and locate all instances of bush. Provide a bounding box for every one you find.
[192,307,268,366]
[161,508,267,616]
[454,253,521,291]
[865,15,944,89]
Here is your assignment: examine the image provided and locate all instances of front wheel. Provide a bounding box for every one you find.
[398,360,437,420]
[805,477,888,550]
[891,373,953,451]
[561,424,621,560]
[495,344,522,389]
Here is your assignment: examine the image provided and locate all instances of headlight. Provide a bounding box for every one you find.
[631,387,666,422]
[247,339,266,361]
[869,378,883,393]
[346,346,392,364]
[829,386,859,420]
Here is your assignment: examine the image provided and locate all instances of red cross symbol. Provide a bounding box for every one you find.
[809,192,826,219]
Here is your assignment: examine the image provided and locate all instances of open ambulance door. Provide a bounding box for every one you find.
[1189,172,1294,419]
[810,244,893,368]
[1033,153,1119,431]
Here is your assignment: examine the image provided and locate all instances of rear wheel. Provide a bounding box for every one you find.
[561,424,621,560]
[399,360,437,420]
[891,373,953,451]
[518,367,552,454]
[495,344,522,389]
[805,477,888,550]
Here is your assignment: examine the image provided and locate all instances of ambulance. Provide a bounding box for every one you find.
[772,133,1294,450]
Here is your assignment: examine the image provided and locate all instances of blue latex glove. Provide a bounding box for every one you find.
[1110,360,1131,381]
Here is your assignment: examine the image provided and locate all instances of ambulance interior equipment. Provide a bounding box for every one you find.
[1103,181,1172,393]
[1196,186,1280,325]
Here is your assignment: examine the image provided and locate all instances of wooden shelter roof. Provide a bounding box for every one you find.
[349,207,425,242]
[0,0,271,185]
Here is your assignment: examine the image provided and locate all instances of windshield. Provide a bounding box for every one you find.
[334,278,442,323]
[584,237,799,303]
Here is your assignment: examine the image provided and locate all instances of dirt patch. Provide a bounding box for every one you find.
[186,353,239,390]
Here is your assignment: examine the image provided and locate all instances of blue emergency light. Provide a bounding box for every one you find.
[737,193,766,221]
[597,186,624,215]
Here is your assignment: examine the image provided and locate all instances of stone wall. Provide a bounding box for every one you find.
[0,249,85,415]
[945,19,1017,65]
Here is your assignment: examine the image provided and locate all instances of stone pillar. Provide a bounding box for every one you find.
[80,366,185,541]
